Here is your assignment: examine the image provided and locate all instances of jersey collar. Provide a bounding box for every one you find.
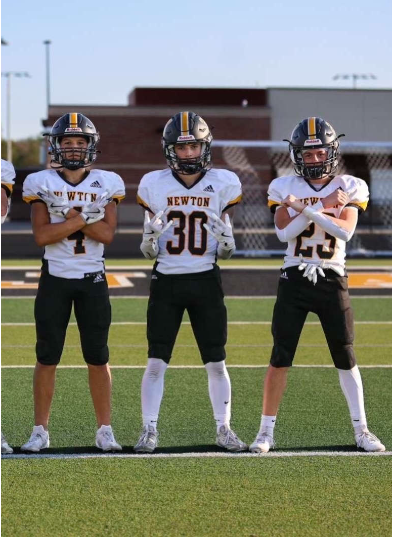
[303,175,334,192]
[171,170,207,190]
[56,170,91,187]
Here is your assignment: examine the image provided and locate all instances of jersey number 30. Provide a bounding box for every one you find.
[166,211,208,255]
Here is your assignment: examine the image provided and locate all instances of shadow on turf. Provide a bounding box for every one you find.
[11,443,359,454]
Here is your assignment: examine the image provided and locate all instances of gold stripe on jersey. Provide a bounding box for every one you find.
[351,200,368,211]
[308,117,316,139]
[136,194,150,210]
[70,112,78,127]
[181,111,189,134]
[23,195,41,203]
[112,194,125,205]
[226,194,242,207]
[1,182,14,195]
[268,199,280,209]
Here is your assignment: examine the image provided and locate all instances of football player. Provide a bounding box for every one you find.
[21,113,125,452]
[250,117,385,453]
[1,159,16,454]
[134,111,247,452]
[1,158,15,224]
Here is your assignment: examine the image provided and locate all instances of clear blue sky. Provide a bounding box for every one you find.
[1,0,391,140]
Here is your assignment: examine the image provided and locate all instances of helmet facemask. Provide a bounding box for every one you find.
[164,141,212,175]
[49,135,98,170]
[291,141,340,179]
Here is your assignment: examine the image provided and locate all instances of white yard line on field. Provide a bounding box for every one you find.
[1,295,392,300]
[1,344,391,349]
[2,450,392,460]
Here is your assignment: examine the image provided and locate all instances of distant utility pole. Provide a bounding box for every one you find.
[333,73,377,90]
[43,40,52,112]
[1,72,31,162]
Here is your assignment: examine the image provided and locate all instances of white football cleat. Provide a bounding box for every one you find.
[249,431,275,454]
[355,430,385,452]
[95,425,122,452]
[134,424,158,453]
[21,425,50,452]
[1,433,13,454]
[216,425,248,452]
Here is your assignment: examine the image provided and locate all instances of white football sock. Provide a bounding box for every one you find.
[260,415,277,437]
[338,366,367,434]
[141,357,167,428]
[205,360,231,431]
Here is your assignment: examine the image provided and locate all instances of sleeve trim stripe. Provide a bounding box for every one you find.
[137,194,152,211]
[268,199,281,208]
[23,195,41,203]
[1,184,12,197]
[112,195,125,205]
[226,194,242,207]
[349,200,368,211]
[222,200,242,213]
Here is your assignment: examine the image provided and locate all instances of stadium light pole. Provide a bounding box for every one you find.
[43,40,52,112]
[333,73,377,90]
[1,71,31,162]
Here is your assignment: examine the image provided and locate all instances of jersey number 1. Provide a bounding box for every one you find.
[67,230,86,255]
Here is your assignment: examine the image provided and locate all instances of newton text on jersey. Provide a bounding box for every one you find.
[54,191,98,203]
[167,196,210,207]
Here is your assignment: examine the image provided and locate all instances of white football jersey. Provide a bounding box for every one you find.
[137,168,242,274]
[23,169,125,278]
[1,159,16,195]
[268,174,369,274]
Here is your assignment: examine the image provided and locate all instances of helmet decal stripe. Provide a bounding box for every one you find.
[181,111,190,134]
[70,112,78,127]
[308,117,316,139]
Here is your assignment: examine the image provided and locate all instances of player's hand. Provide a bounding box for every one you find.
[80,191,111,225]
[203,213,235,247]
[321,188,349,209]
[142,210,173,243]
[298,254,325,285]
[281,195,306,213]
[37,185,70,217]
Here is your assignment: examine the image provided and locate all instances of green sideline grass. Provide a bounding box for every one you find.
[1,257,392,267]
[1,296,392,323]
[1,296,392,537]
[1,367,392,537]
[2,457,391,537]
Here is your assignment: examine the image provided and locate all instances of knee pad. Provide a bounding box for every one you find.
[145,358,168,379]
[331,344,356,370]
[84,345,109,366]
[205,360,228,377]
[270,344,294,368]
[36,340,62,365]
